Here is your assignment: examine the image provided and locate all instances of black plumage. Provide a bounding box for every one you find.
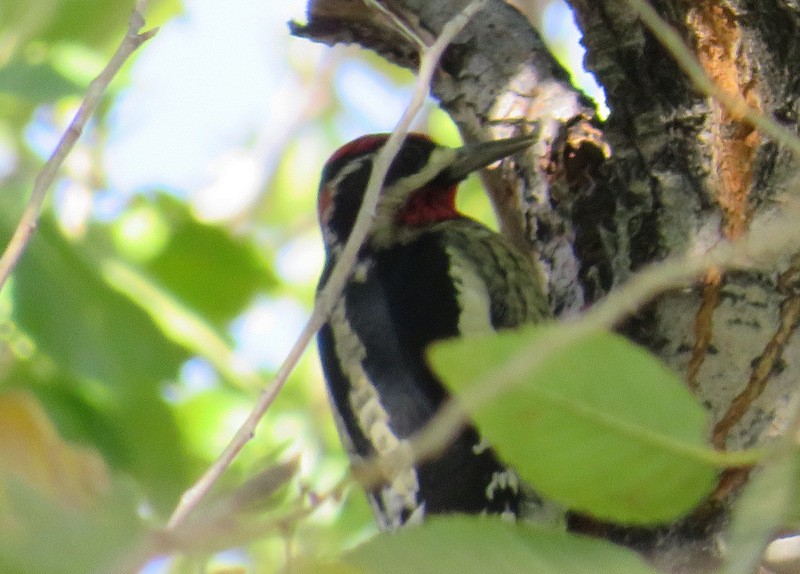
[316,133,551,529]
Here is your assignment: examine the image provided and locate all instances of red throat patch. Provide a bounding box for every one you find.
[398,185,459,226]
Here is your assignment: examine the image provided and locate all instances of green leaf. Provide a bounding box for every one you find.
[298,516,657,574]
[12,218,188,386]
[429,326,718,524]
[0,0,179,66]
[9,219,196,508]
[0,60,82,103]
[0,392,143,574]
[1,0,148,50]
[140,195,277,327]
[7,361,196,511]
[724,451,800,574]
[0,476,142,574]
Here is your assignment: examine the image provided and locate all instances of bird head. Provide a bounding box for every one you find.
[317,132,534,251]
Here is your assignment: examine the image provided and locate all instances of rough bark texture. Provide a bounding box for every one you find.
[292,0,800,571]
[568,0,800,447]
[566,3,800,568]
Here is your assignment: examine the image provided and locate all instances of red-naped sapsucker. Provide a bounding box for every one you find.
[316,133,554,530]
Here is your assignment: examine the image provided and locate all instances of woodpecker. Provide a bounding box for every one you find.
[316,132,551,531]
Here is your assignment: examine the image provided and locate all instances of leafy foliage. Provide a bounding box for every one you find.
[0,391,143,574]
[299,516,658,574]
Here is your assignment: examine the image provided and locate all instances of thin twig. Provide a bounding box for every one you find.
[0,0,157,291]
[165,0,487,531]
[107,474,348,574]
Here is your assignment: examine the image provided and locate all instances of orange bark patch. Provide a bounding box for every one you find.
[683,1,761,395]
[687,0,761,240]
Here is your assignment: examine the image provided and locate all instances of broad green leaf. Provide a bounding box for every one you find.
[297,516,657,574]
[22,373,125,461]
[429,326,717,524]
[12,218,189,385]
[101,258,259,393]
[0,0,178,51]
[7,361,196,510]
[0,476,142,574]
[0,390,110,508]
[116,390,198,508]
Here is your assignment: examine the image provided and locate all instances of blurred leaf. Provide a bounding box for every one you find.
[0,476,142,574]
[20,371,127,461]
[12,217,188,385]
[0,0,61,49]
[119,390,198,508]
[0,390,110,508]
[296,516,657,573]
[101,259,252,391]
[173,388,254,460]
[49,42,107,85]
[5,360,196,511]
[724,451,800,574]
[146,0,185,28]
[297,564,360,574]
[426,106,461,147]
[0,0,179,52]
[224,458,299,511]
[0,391,142,574]
[429,326,718,524]
[9,218,196,507]
[40,0,133,48]
[265,140,322,230]
[167,460,301,556]
[0,60,82,103]
[142,195,277,327]
[112,202,171,262]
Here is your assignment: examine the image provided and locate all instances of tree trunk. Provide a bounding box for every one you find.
[292,0,800,570]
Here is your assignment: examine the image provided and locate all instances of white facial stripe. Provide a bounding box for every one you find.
[323,154,373,250]
[329,154,373,190]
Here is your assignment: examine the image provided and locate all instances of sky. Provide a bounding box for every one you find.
[105,0,603,200]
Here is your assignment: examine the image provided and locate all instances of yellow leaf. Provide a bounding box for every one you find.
[0,390,110,509]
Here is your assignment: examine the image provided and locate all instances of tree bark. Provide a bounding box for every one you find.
[292,0,800,571]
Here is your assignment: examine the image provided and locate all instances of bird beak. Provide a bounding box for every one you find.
[441,133,536,182]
